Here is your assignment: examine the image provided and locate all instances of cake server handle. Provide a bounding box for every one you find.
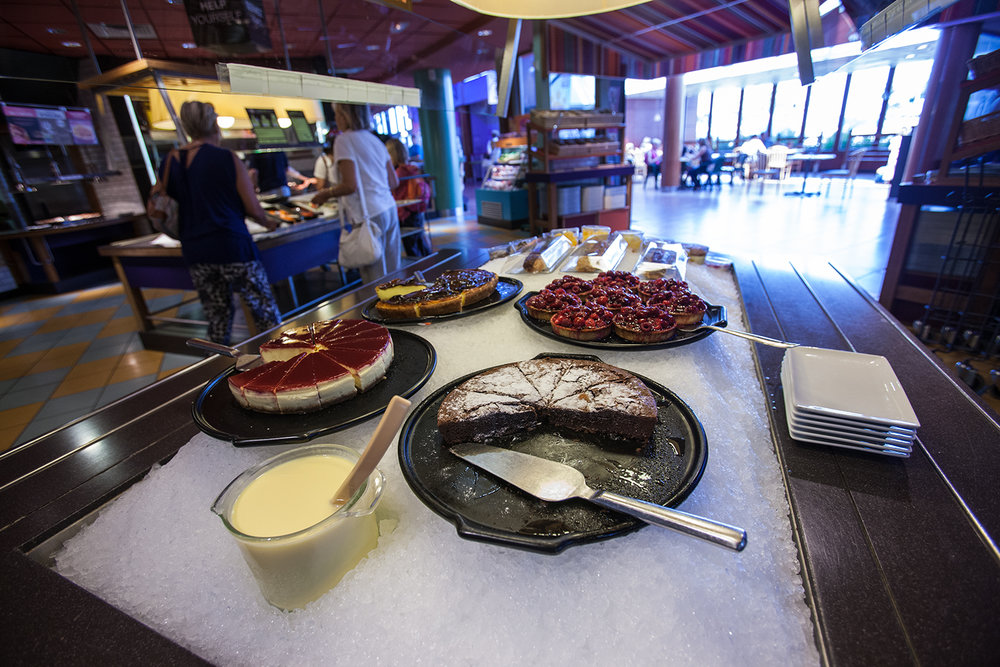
[186,338,240,357]
[186,338,262,371]
[589,491,747,551]
[680,324,798,348]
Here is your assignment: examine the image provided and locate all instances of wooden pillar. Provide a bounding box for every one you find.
[662,75,685,190]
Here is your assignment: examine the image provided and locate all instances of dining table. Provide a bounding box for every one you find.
[0,246,997,665]
[785,153,838,197]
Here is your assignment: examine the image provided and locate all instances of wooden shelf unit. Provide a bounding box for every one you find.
[938,62,1000,172]
[524,118,632,234]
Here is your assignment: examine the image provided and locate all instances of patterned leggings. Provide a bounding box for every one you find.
[189,260,280,345]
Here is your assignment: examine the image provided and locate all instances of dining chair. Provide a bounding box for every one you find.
[819,148,867,197]
[748,146,789,193]
[719,153,748,184]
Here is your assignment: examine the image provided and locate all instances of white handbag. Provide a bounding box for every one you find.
[337,168,383,269]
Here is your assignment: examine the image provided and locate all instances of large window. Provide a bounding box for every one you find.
[740,83,773,139]
[710,86,740,145]
[695,89,711,141]
[840,66,890,148]
[882,60,933,136]
[771,79,807,144]
[803,72,847,150]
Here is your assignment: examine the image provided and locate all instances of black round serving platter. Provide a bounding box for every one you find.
[361,277,523,325]
[398,353,708,554]
[514,292,727,350]
[193,329,436,447]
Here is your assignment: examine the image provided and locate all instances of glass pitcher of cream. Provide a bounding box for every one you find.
[212,443,384,611]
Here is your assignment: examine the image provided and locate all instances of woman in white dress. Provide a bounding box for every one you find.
[311,104,401,284]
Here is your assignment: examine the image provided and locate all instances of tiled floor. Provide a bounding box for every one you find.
[0,174,900,451]
[0,285,197,450]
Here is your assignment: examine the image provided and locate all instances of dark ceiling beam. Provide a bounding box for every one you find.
[621,3,734,48]
[549,18,660,63]
[705,0,777,34]
[616,7,706,50]
[621,0,760,42]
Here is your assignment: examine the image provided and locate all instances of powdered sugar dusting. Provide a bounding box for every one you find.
[52,263,820,666]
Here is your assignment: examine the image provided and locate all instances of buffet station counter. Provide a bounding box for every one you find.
[99,215,344,350]
[0,248,997,665]
[0,214,146,293]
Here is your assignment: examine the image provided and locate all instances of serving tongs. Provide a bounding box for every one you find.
[186,338,262,371]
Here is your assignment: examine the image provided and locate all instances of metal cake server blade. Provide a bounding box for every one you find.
[186,338,262,371]
[678,323,798,348]
[449,443,747,552]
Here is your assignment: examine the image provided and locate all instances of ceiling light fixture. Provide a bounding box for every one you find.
[365,44,381,51]
[449,0,651,19]
[181,42,197,49]
[47,27,66,35]
[477,29,492,37]
[62,41,82,48]
[390,21,409,34]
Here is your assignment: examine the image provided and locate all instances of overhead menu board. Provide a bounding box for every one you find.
[245,108,286,146]
[2,103,99,146]
[286,110,315,144]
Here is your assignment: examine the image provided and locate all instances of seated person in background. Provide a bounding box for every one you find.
[643,138,663,189]
[738,134,767,157]
[386,137,432,257]
[312,136,338,190]
[247,151,314,197]
[683,138,712,189]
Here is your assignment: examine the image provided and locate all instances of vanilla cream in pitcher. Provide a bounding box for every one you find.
[213,444,384,610]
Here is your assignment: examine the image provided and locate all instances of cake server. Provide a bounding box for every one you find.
[186,338,262,371]
[449,443,747,551]
[678,323,798,348]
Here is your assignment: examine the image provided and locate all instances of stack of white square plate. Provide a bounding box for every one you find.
[780,346,919,457]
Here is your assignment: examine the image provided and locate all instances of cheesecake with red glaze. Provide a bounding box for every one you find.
[228,319,394,414]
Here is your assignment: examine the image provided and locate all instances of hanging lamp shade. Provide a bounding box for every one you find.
[146,82,322,132]
[449,0,651,19]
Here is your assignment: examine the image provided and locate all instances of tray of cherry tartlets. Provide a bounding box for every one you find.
[514,271,727,350]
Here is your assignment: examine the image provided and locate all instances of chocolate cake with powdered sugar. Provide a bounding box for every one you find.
[437,358,657,444]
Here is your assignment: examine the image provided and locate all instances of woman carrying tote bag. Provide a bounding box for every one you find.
[311,103,402,285]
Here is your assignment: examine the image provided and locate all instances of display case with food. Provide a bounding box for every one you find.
[477,135,529,229]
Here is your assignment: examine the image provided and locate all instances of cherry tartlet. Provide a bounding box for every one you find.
[665,293,708,326]
[524,288,583,321]
[550,305,614,341]
[637,278,691,302]
[593,270,641,291]
[613,306,678,343]
[545,275,595,298]
[585,286,642,312]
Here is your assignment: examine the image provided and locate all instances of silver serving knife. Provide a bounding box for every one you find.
[450,443,747,552]
[186,338,262,371]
